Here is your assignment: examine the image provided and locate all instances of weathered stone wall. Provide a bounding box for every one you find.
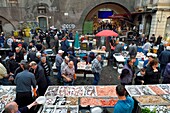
[0,0,136,33]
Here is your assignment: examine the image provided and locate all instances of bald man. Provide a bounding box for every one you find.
[4,101,37,113]
[62,61,75,85]
[61,56,70,72]
[92,55,102,85]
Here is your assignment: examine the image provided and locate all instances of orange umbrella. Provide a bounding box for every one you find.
[96,30,118,37]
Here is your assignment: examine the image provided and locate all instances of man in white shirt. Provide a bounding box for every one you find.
[142,40,152,55]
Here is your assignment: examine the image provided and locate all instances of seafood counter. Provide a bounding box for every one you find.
[125,84,170,113]
[40,84,170,113]
[39,85,118,113]
[1,85,170,113]
[0,86,16,113]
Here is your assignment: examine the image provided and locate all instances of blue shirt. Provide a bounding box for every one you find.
[55,54,63,68]
[15,70,36,93]
[113,96,134,113]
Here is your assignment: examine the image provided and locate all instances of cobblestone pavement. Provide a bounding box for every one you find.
[2,37,121,86]
[49,64,121,85]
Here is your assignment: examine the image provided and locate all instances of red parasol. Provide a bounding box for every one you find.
[95,30,118,37]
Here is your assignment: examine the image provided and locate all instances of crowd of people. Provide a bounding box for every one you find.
[109,33,170,86]
[0,27,169,113]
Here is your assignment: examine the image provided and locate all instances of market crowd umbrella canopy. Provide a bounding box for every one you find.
[95,30,118,37]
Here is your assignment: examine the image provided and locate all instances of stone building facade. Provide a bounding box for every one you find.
[134,0,170,38]
[0,0,135,34]
[0,0,169,38]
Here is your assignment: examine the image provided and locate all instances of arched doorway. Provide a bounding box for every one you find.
[165,17,170,40]
[33,3,49,31]
[82,2,131,34]
[0,16,15,33]
[37,16,48,31]
[144,15,152,37]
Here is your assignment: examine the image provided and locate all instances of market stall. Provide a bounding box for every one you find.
[0,86,16,112]
[39,85,118,113]
[125,84,170,113]
[39,84,170,113]
[0,48,11,56]
[113,51,147,73]
[1,84,170,113]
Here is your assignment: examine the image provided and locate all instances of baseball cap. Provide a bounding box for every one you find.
[18,44,22,47]
[58,50,64,53]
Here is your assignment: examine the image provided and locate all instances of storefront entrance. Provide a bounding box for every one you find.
[83,3,131,34]
[38,16,48,31]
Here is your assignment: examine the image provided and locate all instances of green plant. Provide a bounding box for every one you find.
[141,108,151,113]
[150,108,156,113]
[141,107,156,113]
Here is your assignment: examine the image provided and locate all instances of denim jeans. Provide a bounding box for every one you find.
[143,50,148,56]
[45,76,52,86]
[0,78,12,85]
[64,80,74,86]
[0,43,4,48]
[160,64,166,77]
[57,66,62,81]
[93,73,100,85]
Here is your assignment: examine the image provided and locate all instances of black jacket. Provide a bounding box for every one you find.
[15,51,24,63]
[11,42,18,52]
[6,58,19,74]
[159,50,170,65]
[14,66,24,78]
[27,51,37,62]
[39,60,52,76]
[144,65,160,84]
[30,65,47,89]
[135,71,144,85]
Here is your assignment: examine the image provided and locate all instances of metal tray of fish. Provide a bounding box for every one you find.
[44,86,59,97]
[55,105,79,113]
[137,85,156,95]
[84,86,97,97]
[41,105,56,113]
[158,84,170,94]
[125,86,143,96]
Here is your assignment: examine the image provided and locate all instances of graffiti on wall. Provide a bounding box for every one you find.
[19,21,39,29]
[62,24,75,29]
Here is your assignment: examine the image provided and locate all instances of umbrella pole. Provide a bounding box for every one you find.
[106,36,109,50]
